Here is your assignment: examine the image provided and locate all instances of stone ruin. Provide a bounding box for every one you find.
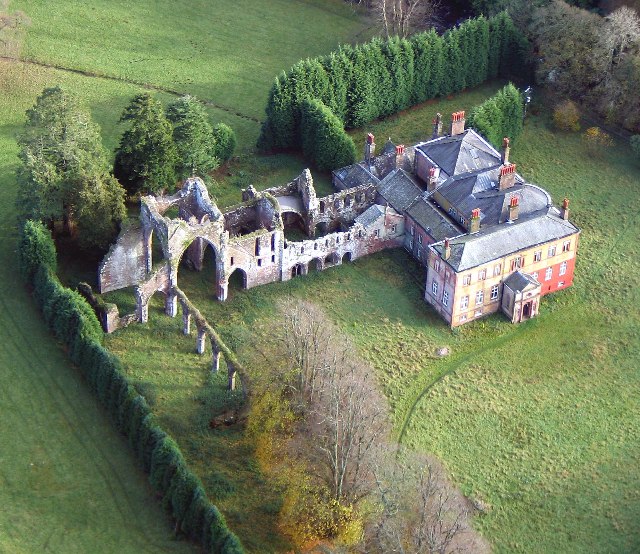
[99,169,404,325]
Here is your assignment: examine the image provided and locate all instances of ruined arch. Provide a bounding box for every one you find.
[342,252,353,263]
[227,267,248,296]
[309,258,324,272]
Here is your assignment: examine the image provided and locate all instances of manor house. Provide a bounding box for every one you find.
[99,111,579,328]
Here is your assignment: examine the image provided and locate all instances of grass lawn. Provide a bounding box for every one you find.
[106,86,640,553]
[0,1,371,552]
[0,61,194,554]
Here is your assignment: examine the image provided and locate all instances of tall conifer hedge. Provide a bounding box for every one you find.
[18,220,244,554]
[467,83,524,147]
[257,13,528,156]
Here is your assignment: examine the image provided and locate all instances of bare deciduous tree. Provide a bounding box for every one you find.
[373,0,441,38]
[603,6,640,68]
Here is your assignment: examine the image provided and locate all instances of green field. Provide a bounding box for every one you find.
[106,90,640,553]
[0,1,370,552]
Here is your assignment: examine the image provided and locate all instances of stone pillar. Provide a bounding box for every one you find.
[211,342,220,373]
[137,298,149,323]
[227,360,236,391]
[218,279,228,302]
[165,291,178,317]
[182,307,191,335]
[301,263,309,276]
[196,327,207,355]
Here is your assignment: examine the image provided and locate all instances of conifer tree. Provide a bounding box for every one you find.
[347,45,377,127]
[17,86,126,250]
[212,123,236,163]
[322,50,351,123]
[166,96,219,181]
[442,31,466,95]
[114,93,177,195]
[366,38,393,118]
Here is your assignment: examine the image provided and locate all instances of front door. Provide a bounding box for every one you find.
[522,301,532,319]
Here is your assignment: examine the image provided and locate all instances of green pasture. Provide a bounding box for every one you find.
[107,90,640,553]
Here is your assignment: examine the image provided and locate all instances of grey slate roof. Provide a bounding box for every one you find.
[333,163,379,189]
[417,129,500,178]
[436,168,551,226]
[355,204,387,229]
[406,196,463,242]
[503,271,540,292]
[377,169,423,212]
[431,211,580,271]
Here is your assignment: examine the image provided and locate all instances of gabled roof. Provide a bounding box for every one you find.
[503,271,540,292]
[436,168,551,226]
[431,211,580,271]
[416,129,500,178]
[377,169,423,212]
[333,163,379,189]
[355,204,388,229]
[406,196,462,242]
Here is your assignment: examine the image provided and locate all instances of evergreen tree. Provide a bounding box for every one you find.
[365,38,393,118]
[468,83,523,147]
[442,32,466,95]
[166,96,219,181]
[212,123,236,163]
[301,99,357,172]
[258,73,295,151]
[347,45,377,128]
[17,86,126,249]
[114,93,177,195]
[322,50,351,123]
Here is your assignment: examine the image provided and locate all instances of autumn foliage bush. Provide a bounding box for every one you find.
[553,100,581,132]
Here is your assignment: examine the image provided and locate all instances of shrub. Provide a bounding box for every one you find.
[553,100,581,132]
[212,123,236,163]
[150,435,185,495]
[468,83,524,147]
[582,126,614,155]
[18,220,57,284]
[300,99,357,172]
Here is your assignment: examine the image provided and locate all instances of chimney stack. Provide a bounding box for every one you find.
[501,137,510,165]
[432,112,443,139]
[450,111,466,136]
[364,133,376,165]
[498,164,516,191]
[561,198,570,220]
[395,144,405,169]
[508,196,519,221]
[427,166,438,192]
[444,237,451,260]
[470,208,481,233]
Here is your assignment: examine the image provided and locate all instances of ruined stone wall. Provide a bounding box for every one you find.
[226,228,283,288]
[314,184,377,232]
[99,223,146,293]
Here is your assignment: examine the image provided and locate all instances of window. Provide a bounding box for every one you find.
[314,242,318,250]
[545,267,553,281]
[491,284,499,300]
[559,261,567,276]
[417,247,422,259]
[432,280,438,296]
[459,314,467,322]
[460,295,469,309]
[409,238,414,249]
[476,290,484,305]
[463,274,471,286]
[418,234,423,245]
[449,207,456,216]
[434,259,441,272]
[271,234,276,251]
[532,271,538,280]
[445,270,450,281]
[460,217,466,225]
[548,245,556,257]
[442,291,449,307]
[391,224,397,233]
[255,238,260,255]
[558,281,565,287]
[374,229,380,238]
[410,225,415,236]
[511,256,523,271]
[271,255,275,263]
[562,240,571,252]
[534,250,542,262]
[493,264,501,276]
[258,258,263,267]
[478,268,487,280]
[230,256,234,266]
[475,308,483,317]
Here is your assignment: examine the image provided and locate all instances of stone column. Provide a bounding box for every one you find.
[196,327,207,355]
[165,291,178,317]
[182,307,191,335]
[218,279,228,302]
[211,342,220,373]
[137,297,149,323]
[227,360,236,391]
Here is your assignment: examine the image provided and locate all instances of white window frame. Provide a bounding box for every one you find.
[410,225,415,236]
[476,290,484,305]
[511,256,523,271]
[493,264,501,277]
[418,234,423,245]
[548,245,556,258]
[559,261,567,276]
[545,267,553,281]
[478,268,487,280]
[432,280,438,295]
[562,240,571,253]
[462,274,471,286]
[534,250,542,262]
[490,284,499,300]
[460,295,469,309]
[442,290,449,307]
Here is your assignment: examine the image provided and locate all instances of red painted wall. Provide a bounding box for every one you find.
[539,256,576,296]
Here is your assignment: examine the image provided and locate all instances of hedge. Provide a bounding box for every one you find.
[301,98,357,172]
[18,219,244,553]
[258,12,530,154]
[467,83,524,148]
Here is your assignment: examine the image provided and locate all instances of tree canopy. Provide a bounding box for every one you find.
[114,93,177,195]
[16,86,126,250]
